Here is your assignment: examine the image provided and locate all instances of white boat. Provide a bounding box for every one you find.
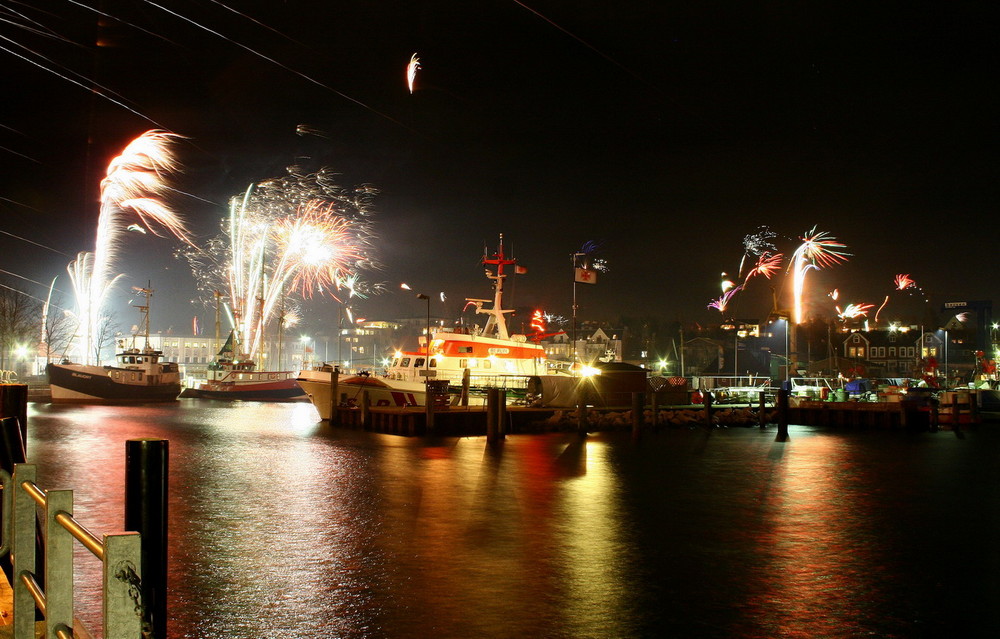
[297,235,553,419]
[47,286,181,403]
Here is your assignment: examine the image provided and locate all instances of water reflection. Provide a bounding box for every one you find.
[23,403,1000,638]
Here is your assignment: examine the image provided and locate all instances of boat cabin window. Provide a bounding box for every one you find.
[414,358,425,368]
[429,359,437,368]
[458,346,473,354]
[400,358,411,368]
[460,359,467,368]
[482,360,492,369]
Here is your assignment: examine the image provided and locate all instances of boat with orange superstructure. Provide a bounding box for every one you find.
[296,236,556,418]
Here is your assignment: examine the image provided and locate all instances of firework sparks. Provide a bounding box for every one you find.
[68,130,189,364]
[789,226,850,324]
[181,167,380,359]
[743,252,783,282]
[894,274,916,290]
[708,286,743,313]
[407,53,421,94]
[836,302,874,320]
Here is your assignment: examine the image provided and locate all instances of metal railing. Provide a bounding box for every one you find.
[1,464,146,639]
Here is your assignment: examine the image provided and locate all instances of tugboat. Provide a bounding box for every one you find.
[47,286,181,403]
[185,331,305,401]
[296,235,550,418]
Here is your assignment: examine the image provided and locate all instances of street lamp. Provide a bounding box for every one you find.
[402,283,431,377]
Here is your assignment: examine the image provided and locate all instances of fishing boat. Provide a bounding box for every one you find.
[184,332,305,401]
[296,236,552,417]
[47,286,181,403]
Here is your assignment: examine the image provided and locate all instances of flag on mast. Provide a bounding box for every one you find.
[575,268,597,284]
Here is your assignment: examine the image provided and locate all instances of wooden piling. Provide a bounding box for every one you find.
[631,392,643,440]
[651,390,660,431]
[486,388,500,444]
[461,369,470,407]
[361,390,371,429]
[328,367,340,426]
[703,391,713,429]
[776,389,789,441]
[758,391,766,429]
[576,391,588,436]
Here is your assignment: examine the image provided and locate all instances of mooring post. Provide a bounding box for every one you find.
[497,389,507,437]
[951,394,960,432]
[703,391,713,429]
[329,366,340,425]
[461,369,470,407]
[0,382,28,447]
[758,391,767,428]
[576,389,588,436]
[486,388,499,444]
[970,389,980,426]
[651,390,660,431]
[125,438,169,639]
[631,392,643,440]
[361,390,371,429]
[425,383,435,434]
[776,389,789,441]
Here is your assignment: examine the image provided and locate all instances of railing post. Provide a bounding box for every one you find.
[12,463,37,638]
[103,532,143,639]
[45,489,74,639]
[125,439,168,639]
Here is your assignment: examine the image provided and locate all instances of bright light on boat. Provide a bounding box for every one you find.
[579,365,601,377]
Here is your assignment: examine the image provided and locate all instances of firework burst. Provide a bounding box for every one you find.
[181,167,381,359]
[789,227,850,324]
[68,130,190,363]
[836,302,874,320]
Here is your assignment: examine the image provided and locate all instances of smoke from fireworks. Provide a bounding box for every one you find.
[68,130,190,364]
[789,227,850,324]
[181,167,381,359]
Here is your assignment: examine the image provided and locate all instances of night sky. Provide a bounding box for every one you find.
[2,1,996,336]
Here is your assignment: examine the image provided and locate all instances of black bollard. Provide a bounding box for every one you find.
[703,391,713,428]
[125,438,169,639]
[776,389,789,441]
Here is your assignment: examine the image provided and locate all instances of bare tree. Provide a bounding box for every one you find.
[92,312,120,365]
[0,280,43,372]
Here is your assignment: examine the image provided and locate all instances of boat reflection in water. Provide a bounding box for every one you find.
[25,400,1000,638]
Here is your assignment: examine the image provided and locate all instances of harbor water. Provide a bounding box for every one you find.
[23,400,1000,638]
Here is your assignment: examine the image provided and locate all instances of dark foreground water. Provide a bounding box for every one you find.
[24,400,1000,638]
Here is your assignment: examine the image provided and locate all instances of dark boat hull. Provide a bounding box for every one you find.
[191,380,307,402]
[47,363,180,403]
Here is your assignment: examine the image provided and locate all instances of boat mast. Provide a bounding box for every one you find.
[479,234,518,340]
[131,282,153,351]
